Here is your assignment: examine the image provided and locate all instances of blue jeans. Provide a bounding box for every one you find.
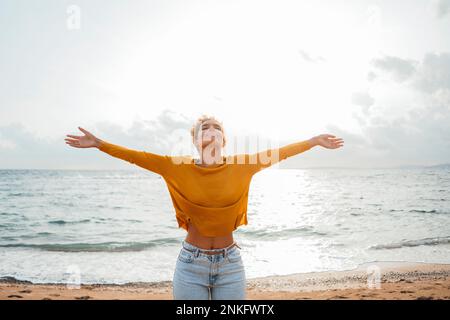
[172,240,246,300]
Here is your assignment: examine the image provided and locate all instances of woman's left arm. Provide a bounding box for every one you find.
[249,134,344,173]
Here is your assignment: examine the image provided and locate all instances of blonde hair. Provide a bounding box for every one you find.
[190,114,227,147]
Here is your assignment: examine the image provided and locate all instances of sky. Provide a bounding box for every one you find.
[1,0,450,169]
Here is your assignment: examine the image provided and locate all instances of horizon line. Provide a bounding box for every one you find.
[0,163,449,171]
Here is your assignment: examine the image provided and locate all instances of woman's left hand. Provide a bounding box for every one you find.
[311,134,344,149]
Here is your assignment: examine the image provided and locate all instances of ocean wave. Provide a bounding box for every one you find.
[369,236,450,250]
[240,226,328,240]
[48,219,91,225]
[0,276,33,284]
[1,232,54,240]
[7,192,35,197]
[91,217,143,224]
[0,237,181,252]
[44,218,144,225]
[0,212,21,216]
[408,209,438,213]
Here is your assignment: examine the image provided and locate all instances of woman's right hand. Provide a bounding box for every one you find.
[65,127,101,148]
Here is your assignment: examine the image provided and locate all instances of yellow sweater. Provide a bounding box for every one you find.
[98,139,313,236]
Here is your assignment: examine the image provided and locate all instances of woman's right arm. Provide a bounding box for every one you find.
[65,127,170,176]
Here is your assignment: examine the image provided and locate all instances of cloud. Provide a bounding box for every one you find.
[313,100,450,168]
[351,91,375,116]
[0,123,73,169]
[94,109,193,153]
[436,0,450,18]
[413,52,450,93]
[282,51,450,168]
[371,55,418,82]
[367,71,377,82]
[352,52,450,166]
[371,52,450,94]
[2,82,449,169]
[0,109,279,169]
[298,50,326,63]
[0,137,15,149]
[0,109,197,170]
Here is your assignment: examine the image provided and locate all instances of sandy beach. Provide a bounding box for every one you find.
[1,262,450,300]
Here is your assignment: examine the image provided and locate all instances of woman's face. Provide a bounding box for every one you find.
[194,119,225,151]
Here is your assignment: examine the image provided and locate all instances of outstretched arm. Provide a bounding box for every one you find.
[65,127,170,176]
[250,134,344,173]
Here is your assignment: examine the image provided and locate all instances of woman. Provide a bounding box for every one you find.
[64,115,344,300]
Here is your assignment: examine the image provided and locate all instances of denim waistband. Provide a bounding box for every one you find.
[182,240,241,257]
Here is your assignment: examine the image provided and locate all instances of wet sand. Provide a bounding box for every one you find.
[1,262,450,300]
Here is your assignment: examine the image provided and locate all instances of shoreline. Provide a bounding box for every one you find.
[1,261,450,300]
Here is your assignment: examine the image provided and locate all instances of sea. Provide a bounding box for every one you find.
[0,167,449,284]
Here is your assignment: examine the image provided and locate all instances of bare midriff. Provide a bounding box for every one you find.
[184,221,234,250]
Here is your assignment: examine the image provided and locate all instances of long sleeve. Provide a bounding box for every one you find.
[97,140,171,176]
[249,139,313,174]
